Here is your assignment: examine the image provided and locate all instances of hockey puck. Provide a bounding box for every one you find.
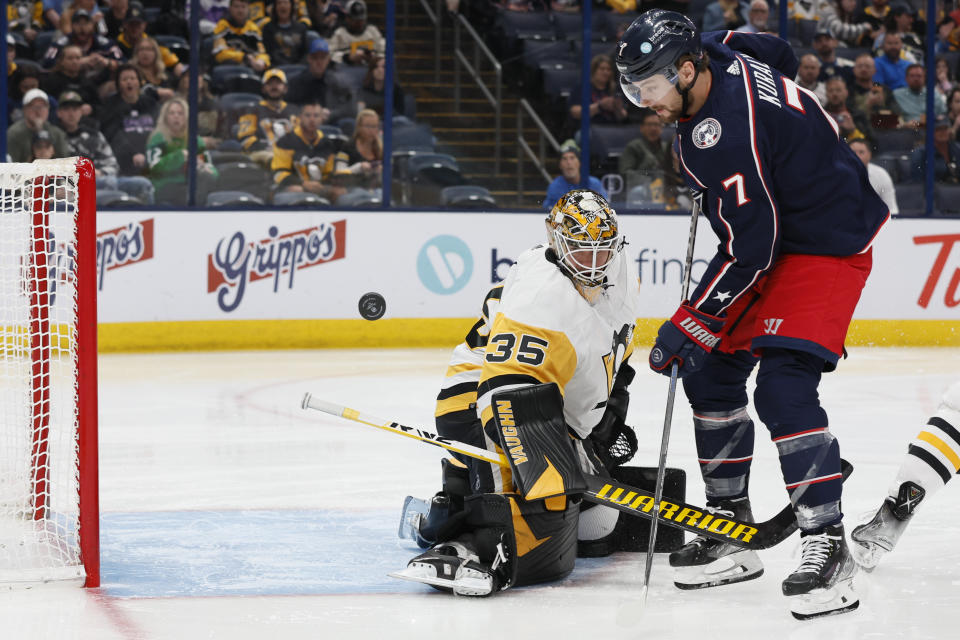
[358,292,386,321]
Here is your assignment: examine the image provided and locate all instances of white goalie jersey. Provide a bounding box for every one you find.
[465,244,640,439]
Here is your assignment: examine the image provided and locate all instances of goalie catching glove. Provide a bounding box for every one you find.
[649,302,723,378]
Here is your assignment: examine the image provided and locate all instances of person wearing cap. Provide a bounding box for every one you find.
[212,0,271,72]
[6,88,70,162]
[910,115,960,183]
[60,0,105,36]
[237,68,300,163]
[543,139,607,210]
[30,129,58,161]
[262,0,310,66]
[42,6,124,76]
[894,63,947,127]
[287,37,357,122]
[329,0,384,65]
[702,0,749,32]
[57,90,156,205]
[117,4,187,77]
[735,0,769,34]
[812,28,854,85]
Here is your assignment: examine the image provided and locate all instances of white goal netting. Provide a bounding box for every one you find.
[0,159,91,587]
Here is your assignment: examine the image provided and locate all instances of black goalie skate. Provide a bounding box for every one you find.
[782,523,859,620]
[851,481,925,570]
[669,497,764,590]
[389,541,508,597]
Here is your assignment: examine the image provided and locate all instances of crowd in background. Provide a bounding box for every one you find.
[5,0,960,211]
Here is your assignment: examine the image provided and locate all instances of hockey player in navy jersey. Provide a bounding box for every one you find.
[616,11,889,619]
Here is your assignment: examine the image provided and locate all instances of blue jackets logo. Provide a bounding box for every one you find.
[417,235,473,295]
[208,221,346,312]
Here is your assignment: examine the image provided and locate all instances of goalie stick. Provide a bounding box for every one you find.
[302,393,854,550]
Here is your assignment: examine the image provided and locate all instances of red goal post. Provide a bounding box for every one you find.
[0,157,99,588]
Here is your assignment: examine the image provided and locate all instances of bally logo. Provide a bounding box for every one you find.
[679,317,720,348]
[495,399,528,465]
[762,318,784,334]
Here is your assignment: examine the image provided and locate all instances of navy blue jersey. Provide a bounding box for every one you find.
[677,31,889,318]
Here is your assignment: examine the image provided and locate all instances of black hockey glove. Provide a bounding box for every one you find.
[649,302,723,378]
[590,364,638,470]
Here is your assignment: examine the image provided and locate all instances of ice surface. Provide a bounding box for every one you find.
[1,347,957,639]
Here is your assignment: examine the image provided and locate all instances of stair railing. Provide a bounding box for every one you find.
[516,98,560,207]
[453,13,502,175]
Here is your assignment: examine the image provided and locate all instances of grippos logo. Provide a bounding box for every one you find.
[417,235,473,295]
[96,219,155,290]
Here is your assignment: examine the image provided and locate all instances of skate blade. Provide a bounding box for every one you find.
[850,540,886,572]
[389,565,492,597]
[788,578,860,620]
[674,552,764,590]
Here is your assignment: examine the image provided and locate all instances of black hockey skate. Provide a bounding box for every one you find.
[669,497,764,590]
[782,523,859,620]
[851,481,925,570]
[389,541,506,597]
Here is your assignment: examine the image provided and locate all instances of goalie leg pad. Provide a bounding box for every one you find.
[490,383,586,501]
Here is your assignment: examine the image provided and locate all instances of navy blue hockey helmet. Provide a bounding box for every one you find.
[615,10,703,108]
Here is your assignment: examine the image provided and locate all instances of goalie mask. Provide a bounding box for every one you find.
[546,189,623,289]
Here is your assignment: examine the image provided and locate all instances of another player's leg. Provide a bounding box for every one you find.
[852,380,960,569]
[755,348,858,620]
[674,350,764,589]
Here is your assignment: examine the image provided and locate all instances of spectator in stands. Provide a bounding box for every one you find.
[188,0,231,36]
[212,0,271,73]
[948,87,960,139]
[42,45,99,117]
[543,139,607,210]
[894,63,947,128]
[117,4,187,77]
[104,0,131,39]
[820,0,876,48]
[237,68,300,164]
[935,15,960,55]
[58,90,155,204]
[330,0,385,66]
[848,139,898,214]
[42,8,123,76]
[8,63,41,126]
[7,88,70,162]
[358,55,405,117]
[702,0,749,32]
[796,54,827,105]
[29,129,58,161]
[261,0,310,66]
[272,101,347,202]
[131,37,176,102]
[910,115,960,183]
[100,64,159,179]
[857,0,890,32]
[306,0,344,39]
[875,6,922,63]
[936,56,957,96]
[287,38,357,122]
[41,0,65,32]
[569,54,627,124]
[619,108,674,191]
[874,32,912,90]
[824,76,875,148]
[813,29,854,85]
[736,0,770,33]
[174,70,220,146]
[8,1,43,46]
[146,96,220,204]
[850,52,899,124]
[60,0,105,36]
[342,107,383,190]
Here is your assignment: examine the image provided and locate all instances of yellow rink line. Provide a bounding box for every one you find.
[96,318,960,352]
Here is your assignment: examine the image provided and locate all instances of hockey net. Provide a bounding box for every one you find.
[0,158,98,588]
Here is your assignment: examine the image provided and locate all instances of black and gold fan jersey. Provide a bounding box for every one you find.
[271,125,337,188]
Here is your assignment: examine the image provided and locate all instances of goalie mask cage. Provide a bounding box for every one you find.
[0,158,99,588]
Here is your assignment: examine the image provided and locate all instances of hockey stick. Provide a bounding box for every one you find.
[301,393,851,550]
[639,193,703,603]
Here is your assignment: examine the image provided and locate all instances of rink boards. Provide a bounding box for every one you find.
[92,211,960,350]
